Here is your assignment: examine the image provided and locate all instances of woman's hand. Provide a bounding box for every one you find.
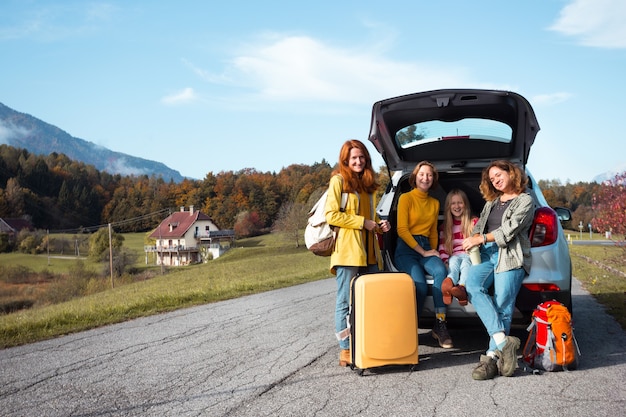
[413,245,439,258]
[462,234,483,251]
[378,220,391,233]
[365,219,390,233]
[364,219,378,231]
[422,249,440,258]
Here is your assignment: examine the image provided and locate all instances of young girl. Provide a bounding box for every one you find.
[438,189,478,306]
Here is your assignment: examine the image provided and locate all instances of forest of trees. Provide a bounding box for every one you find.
[0,144,623,251]
[0,144,337,236]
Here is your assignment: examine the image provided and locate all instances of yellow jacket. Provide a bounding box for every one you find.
[324,175,383,275]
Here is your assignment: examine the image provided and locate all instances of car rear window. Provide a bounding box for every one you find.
[396,118,512,149]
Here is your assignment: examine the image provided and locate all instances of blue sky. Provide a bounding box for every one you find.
[1,0,625,183]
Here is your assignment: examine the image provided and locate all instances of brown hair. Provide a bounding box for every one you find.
[332,139,379,193]
[409,161,438,190]
[442,189,474,255]
[479,160,528,202]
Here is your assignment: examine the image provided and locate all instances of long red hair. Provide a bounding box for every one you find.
[332,139,379,193]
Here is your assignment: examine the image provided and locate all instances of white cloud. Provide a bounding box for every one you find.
[531,92,573,106]
[201,34,471,105]
[0,120,30,144]
[182,59,233,85]
[105,157,150,177]
[549,0,626,48]
[160,87,198,105]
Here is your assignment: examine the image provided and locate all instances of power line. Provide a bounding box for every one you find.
[49,208,171,234]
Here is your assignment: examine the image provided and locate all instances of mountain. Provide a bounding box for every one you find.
[0,102,184,182]
[592,163,626,184]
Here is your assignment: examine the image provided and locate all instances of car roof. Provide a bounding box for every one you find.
[368,89,540,173]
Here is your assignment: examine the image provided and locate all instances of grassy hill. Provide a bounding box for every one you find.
[0,232,329,348]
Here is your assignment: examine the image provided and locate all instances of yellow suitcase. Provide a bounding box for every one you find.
[349,272,418,374]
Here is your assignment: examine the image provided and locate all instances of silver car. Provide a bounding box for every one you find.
[368,89,573,320]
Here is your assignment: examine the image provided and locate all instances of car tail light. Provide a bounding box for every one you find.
[523,283,561,292]
[529,207,559,247]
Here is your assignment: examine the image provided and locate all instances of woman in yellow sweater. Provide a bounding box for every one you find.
[394,161,452,348]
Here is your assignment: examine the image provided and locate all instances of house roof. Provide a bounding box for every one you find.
[149,208,215,239]
[0,218,34,234]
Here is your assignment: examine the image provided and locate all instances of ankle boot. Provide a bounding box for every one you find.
[339,349,351,366]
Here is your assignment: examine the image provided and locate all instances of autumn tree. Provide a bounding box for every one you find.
[205,171,238,228]
[0,188,9,218]
[88,227,125,261]
[4,177,25,216]
[591,172,626,264]
[233,210,264,237]
[274,200,308,247]
[591,172,626,240]
[571,205,594,233]
[276,162,333,203]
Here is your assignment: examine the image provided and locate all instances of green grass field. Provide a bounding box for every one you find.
[569,244,626,329]
[0,230,624,349]
[0,232,330,348]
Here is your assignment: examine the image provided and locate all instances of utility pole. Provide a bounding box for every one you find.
[159,225,164,275]
[108,223,114,289]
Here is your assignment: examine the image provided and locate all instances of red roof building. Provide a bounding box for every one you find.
[146,206,234,266]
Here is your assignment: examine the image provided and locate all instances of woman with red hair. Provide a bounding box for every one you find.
[325,139,390,367]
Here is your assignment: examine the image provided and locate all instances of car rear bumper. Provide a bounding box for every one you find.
[515,286,572,316]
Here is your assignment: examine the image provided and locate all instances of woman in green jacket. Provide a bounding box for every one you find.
[325,139,390,367]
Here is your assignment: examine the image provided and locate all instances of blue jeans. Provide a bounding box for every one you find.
[394,235,447,315]
[465,243,526,353]
[335,264,379,349]
[447,253,472,286]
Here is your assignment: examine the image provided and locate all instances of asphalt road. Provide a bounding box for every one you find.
[1,277,625,417]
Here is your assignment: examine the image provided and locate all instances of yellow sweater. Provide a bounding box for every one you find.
[396,188,440,251]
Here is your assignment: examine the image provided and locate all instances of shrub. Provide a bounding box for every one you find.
[16,230,44,254]
[0,233,13,253]
[40,261,99,305]
[0,299,35,314]
[0,265,37,284]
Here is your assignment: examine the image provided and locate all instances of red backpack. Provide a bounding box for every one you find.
[522,300,581,371]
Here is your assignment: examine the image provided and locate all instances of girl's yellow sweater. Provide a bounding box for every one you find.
[396,188,440,251]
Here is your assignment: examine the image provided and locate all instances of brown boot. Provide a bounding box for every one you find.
[450,284,468,306]
[339,349,351,367]
[441,277,454,305]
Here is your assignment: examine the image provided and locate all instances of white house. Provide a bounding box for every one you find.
[146,206,234,266]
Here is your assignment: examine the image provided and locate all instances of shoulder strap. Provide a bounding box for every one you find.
[340,193,348,211]
[334,174,349,212]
